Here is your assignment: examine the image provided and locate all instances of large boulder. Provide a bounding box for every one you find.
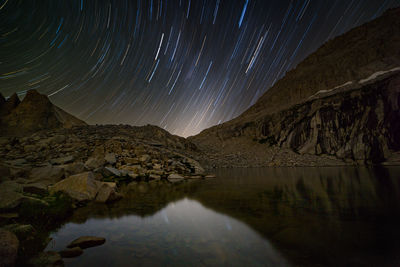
[29,165,64,185]
[0,229,19,267]
[60,162,86,176]
[49,172,99,202]
[85,157,105,170]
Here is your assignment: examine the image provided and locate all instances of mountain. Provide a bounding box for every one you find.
[190,7,400,167]
[0,90,86,136]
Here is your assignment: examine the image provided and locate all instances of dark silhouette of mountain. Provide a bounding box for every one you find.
[0,90,86,136]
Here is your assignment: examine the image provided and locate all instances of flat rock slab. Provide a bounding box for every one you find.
[67,236,106,249]
[59,247,83,258]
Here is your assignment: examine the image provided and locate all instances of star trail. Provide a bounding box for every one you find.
[1,0,399,137]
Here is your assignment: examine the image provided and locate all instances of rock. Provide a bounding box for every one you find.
[23,183,48,196]
[0,229,19,267]
[95,184,122,203]
[0,213,18,225]
[51,135,66,144]
[85,157,105,170]
[101,167,121,177]
[0,165,10,182]
[3,224,36,241]
[49,172,99,202]
[50,155,74,165]
[148,174,161,181]
[29,165,64,184]
[205,174,216,178]
[28,251,63,267]
[187,175,203,179]
[139,154,151,163]
[168,173,184,183]
[24,144,37,153]
[104,153,116,165]
[60,162,86,176]
[124,157,140,165]
[153,163,162,170]
[6,158,27,166]
[67,236,106,249]
[59,247,83,258]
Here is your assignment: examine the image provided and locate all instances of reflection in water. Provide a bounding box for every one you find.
[47,167,400,266]
[47,199,289,267]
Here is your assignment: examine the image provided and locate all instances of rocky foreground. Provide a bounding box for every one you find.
[0,124,215,266]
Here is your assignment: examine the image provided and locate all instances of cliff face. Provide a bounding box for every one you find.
[0,90,86,136]
[191,73,400,166]
[255,73,399,163]
[191,8,400,166]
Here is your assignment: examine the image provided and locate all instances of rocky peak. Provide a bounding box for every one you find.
[0,89,86,136]
[0,93,20,116]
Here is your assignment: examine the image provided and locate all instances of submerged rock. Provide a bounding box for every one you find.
[67,236,105,249]
[59,247,83,258]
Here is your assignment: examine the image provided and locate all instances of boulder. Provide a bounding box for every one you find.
[23,183,47,196]
[29,165,64,184]
[60,162,86,176]
[101,167,121,177]
[59,247,83,258]
[50,155,74,165]
[49,172,99,202]
[3,224,36,241]
[85,157,105,170]
[0,229,19,267]
[104,153,116,165]
[139,154,151,163]
[67,236,106,249]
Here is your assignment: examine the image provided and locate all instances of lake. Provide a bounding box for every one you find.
[46,167,400,266]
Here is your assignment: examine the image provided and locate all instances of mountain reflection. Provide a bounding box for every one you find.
[63,167,400,266]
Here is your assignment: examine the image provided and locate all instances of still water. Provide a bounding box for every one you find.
[47,167,400,266]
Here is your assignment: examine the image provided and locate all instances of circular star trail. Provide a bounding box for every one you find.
[1,0,399,136]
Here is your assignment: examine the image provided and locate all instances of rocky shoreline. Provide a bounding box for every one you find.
[0,125,215,266]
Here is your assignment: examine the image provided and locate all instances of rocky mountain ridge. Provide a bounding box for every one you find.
[190,7,400,167]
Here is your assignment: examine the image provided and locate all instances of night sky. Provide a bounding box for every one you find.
[1,0,399,137]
